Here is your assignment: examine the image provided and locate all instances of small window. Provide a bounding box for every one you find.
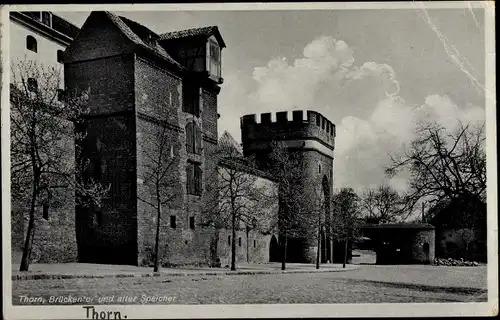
[26,36,37,52]
[170,215,176,229]
[228,235,231,246]
[316,114,321,126]
[185,121,202,154]
[238,237,242,247]
[208,41,221,78]
[57,89,65,101]
[318,163,322,174]
[186,162,203,195]
[189,216,195,230]
[41,11,52,27]
[42,204,49,220]
[27,78,38,92]
[57,50,64,63]
[253,240,256,248]
[183,85,200,116]
[95,211,102,226]
[93,157,102,182]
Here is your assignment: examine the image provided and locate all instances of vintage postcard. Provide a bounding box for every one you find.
[1,2,497,319]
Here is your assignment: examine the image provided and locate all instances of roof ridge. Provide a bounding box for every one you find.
[99,11,184,69]
[160,25,217,36]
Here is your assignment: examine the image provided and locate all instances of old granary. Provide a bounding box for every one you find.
[11,11,341,267]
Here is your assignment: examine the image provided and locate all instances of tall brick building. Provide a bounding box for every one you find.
[61,11,226,266]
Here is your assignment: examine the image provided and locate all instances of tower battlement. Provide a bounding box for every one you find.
[240,110,335,150]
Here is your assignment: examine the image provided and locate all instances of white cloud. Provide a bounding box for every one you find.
[218,36,485,193]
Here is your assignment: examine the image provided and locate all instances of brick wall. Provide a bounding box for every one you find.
[217,229,273,266]
[76,114,137,265]
[64,54,135,115]
[65,49,138,264]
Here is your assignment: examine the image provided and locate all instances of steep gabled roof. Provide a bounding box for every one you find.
[92,11,184,69]
[159,26,226,48]
[219,131,243,155]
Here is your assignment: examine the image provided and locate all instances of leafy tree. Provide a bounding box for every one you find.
[331,187,361,268]
[10,59,109,271]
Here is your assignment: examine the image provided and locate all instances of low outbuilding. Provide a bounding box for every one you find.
[360,223,435,265]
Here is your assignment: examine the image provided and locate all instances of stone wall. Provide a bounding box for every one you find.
[411,229,435,264]
[11,121,77,264]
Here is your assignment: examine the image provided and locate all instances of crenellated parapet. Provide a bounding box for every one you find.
[240,110,336,151]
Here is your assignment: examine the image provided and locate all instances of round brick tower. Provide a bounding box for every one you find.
[240,110,336,263]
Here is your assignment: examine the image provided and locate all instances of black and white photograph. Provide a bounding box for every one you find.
[1,2,497,319]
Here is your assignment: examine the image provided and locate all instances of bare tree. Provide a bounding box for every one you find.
[331,188,361,268]
[268,140,309,270]
[10,59,109,272]
[360,185,406,223]
[202,136,276,271]
[385,121,486,229]
[136,103,178,272]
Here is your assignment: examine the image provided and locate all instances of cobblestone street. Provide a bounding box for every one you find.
[12,265,487,305]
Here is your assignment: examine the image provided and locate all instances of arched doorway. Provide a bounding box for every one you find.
[269,235,280,262]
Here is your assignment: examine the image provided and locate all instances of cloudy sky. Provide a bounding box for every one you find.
[56,6,487,193]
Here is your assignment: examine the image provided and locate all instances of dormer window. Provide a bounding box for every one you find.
[207,40,221,78]
[41,12,52,27]
[145,34,157,47]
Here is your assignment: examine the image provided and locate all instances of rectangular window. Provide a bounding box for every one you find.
[42,204,49,220]
[238,237,242,247]
[194,165,202,195]
[182,85,200,117]
[57,50,64,63]
[194,126,202,155]
[185,121,202,155]
[253,240,256,248]
[228,235,231,246]
[189,216,195,229]
[96,211,102,226]
[186,163,202,196]
[41,11,52,27]
[185,122,194,153]
[170,215,176,229]
[208,41,221,78]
